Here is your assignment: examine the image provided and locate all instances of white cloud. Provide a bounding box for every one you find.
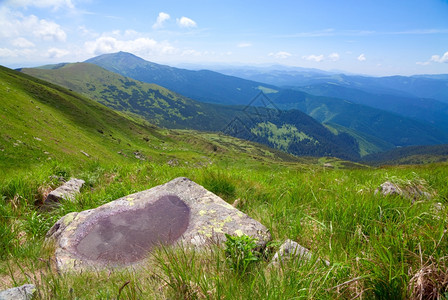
[0,8,66,42]
[357,54,366,61]
[416,51,448,66]
[302,54,325,62]
[269,51,292,59]
[85,36,176,57]
[237,42,252,48]
[78,25,98,38]
[12,37,35,48]
[153,12,170,29]
[177,16,197,28]
[430,51,448,63]
[5,0,74,10]
[47,47,69,58]
[0,47,35,58]
[33,19,67,41]
[328,52,340,61]
[0,48,18,57]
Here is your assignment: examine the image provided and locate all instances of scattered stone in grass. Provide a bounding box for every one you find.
[323,163,334,168]
[167,158,179,166]
[375,180,433,203]
[33,137,42,141]
[269,239,329,267]
[0,284,36,300]
[44,178,85,204]
[232,198,240,208]
[134,150,145,160]
[46,177,271,272]
[80,150,90,157]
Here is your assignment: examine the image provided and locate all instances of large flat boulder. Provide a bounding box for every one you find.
[46,177,271,272]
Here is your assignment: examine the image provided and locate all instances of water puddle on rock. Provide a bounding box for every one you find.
[74,195,190,264]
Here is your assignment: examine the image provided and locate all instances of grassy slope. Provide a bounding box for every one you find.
[2,65,448,299]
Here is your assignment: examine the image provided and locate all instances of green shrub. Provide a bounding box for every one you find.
[224,234,260,275]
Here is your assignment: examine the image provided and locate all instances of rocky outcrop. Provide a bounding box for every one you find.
[0,284,35,300]
[45,178,85,204]
[46,177,271,272]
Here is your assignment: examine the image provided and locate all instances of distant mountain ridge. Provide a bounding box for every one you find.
[85,51,280,106]
[293,83,448,132]
[215,66,448,103]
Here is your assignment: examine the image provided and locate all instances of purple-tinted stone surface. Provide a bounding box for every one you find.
[74,195,189,264]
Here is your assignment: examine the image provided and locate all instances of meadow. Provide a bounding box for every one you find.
[1,157,447,299]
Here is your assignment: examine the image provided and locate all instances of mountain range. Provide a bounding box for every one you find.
[17,51,448,161]
[84,52,448,153]
[20,63,359,160]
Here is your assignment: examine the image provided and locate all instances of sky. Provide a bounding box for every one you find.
[0,0,447,76]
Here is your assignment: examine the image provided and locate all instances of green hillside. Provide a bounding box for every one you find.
[20,63,361,160]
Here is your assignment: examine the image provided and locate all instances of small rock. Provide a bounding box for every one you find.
[0,284,36,300]
[45,178,85,204]
[270,239,329,266]
[80,150,90,157]
[34,137,42,141]
[323,163,334,168]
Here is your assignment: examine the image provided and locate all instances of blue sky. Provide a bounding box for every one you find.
[1,0,447,75]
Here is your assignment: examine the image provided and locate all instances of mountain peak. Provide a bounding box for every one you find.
[85,51,154,70]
